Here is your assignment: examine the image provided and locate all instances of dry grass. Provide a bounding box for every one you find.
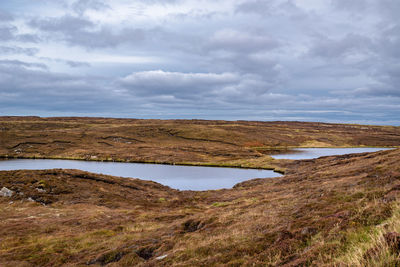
[1,117,399,171]
[1,117,400,266]
[1,148,400,266]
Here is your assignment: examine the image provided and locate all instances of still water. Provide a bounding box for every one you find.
[0,159,281,191]
[270,147,393,160]
[0,148,392,190]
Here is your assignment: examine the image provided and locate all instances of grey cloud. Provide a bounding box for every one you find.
[369,64,400,97]
[0,10,13,21]
[351,22,400,98]
[0,25,16,41]
[220,53,281,76]
[30,15,145,48]
[379,25,400,59]
[308,33,373,59]
[16,34,41,43]
[205,29,281,53]
[0,62,116,113]
[0,0,399,124]
[235,0,274,15]
[0,46,39,56]
[118,70,279,106]
[119,70,240,98]
[30,15,94,32]
[40,57,91,68]
[0,60,48,70]
[350,86,400,97]
[71,0,110,15]
[331,0,368,11]
[171,10,220,21]
[65,60,91,68]
[135,0,182,4]
[377,0,400,19]
[0,24,40,43]
[235,0,306,19]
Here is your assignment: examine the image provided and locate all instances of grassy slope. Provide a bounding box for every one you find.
[1,149,400,266]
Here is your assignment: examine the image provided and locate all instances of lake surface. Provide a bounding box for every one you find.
[270,147,393,160]
[0,148,393,190]
[0,159,281,191]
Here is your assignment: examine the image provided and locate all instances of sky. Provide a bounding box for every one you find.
[0,0,399,125]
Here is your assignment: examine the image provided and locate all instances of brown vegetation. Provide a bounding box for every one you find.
[0,117,399,171]
[0,148,400,266]
[1,117,400,266]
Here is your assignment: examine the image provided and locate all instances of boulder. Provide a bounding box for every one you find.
[0,187,14,197]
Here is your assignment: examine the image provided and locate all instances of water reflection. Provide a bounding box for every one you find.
[0,159,281,191]
[270,147,393,160]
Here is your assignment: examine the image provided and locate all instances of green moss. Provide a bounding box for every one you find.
[211,202,230,207]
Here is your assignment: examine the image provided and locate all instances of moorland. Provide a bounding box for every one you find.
[1,116,400,266]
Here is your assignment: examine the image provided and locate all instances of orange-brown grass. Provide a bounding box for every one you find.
[1,117,399,171]
[1,149,400,266]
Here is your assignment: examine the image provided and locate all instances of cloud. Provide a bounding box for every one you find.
[40,57,91,68]
[0,0,399,124]
[65,60,91,68]
[331,0,368,12]
[0,61,116,113]
[0,10,13,21]
[205,29,281,53]
[119,70,239,97]
[71,0,110,15]
[30,15,146,48]
[30,15,94,32]
[0,25,16,41]
[0,46,39,56]
[0,60,48,70]
[0,24,40,43]
[235,0,307,19]
[308,33,373,60]
[377,0,400,19]
[118,70,285,109]
[235,0,274,15]
[379,25,400,59]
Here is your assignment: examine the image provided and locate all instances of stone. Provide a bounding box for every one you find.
[0,187,14,197]
[156,254,168,260]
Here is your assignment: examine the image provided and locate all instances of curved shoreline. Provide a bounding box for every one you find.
[0,154,286,174]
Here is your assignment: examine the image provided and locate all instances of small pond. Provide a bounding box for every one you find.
[270,147,393,160]
[0,159,281,191]
[0,148,393,190]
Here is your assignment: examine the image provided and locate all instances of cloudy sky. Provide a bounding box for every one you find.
[0,0,399,124]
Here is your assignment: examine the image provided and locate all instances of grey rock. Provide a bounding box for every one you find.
[0,187,14,197]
